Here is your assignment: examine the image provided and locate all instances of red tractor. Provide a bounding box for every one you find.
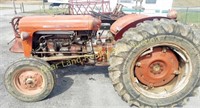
[4,6,200,108]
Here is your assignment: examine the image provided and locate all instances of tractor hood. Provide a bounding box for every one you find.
[19,15,101,32]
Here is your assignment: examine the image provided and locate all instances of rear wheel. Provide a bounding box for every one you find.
[4,58,55,102]
[109,19,200,107]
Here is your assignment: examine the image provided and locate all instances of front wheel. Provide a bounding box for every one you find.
[109,19,200,107]
[4,58,55,102]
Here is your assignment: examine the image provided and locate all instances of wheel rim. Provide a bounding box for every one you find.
[13,67,45,95]
[130,44,192,98]
[135,47,179,87]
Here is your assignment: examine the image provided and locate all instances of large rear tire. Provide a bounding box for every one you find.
[108,19,200,107]
[4,58,55,102]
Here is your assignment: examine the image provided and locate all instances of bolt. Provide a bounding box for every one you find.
[153,64,161,72]
[26,78,34,84]
[136,62,141,67]
[185,60,189,63]
[147,83,154,89]
[162,48,167,53]
[144,86,149,90]
[173,70,180,75]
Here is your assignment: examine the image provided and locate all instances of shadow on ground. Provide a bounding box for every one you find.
[48,65,109,98]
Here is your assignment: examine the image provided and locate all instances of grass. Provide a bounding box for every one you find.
[173,0,200,24]
[27,8,200,24]
[173,0,200,7]
[4,0,198,24]
[26,8,69,15]
[0,7,13,10]
[177,11,200,24]
[0,0,42,5]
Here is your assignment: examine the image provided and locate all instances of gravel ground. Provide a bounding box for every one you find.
[1,4,200,108]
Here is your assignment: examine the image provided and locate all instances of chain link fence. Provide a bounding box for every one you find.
[175,7,200,25]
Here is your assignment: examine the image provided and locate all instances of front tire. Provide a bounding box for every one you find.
[4,58,55,102]
[108,19,200,107]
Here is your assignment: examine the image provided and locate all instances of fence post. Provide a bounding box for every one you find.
[42,0,45,12]
[22,2,25,13]
[185,7,189,24]
[12,0,17,14]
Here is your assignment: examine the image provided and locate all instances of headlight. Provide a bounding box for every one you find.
[20,32,30,40]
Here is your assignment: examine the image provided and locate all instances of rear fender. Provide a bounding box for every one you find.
[110,14,170,40]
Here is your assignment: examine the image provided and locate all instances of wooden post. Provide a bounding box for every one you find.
[22,2,25,13]
[20,3,21,12]
[42,0,45,12]
[12,0,17,14]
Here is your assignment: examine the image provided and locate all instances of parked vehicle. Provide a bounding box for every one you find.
[4,0,200,107]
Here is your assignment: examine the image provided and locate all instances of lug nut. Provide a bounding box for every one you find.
[173,70,180,75]
[136,62,141,67]
[162,48,167,53]
[147,83,154,89]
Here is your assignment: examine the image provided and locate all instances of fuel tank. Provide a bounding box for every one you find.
[19,15,101,32]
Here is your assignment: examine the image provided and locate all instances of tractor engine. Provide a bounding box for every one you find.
[16,15,113,64]
[32,31,94,57]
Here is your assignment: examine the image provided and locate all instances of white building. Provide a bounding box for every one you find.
[47,0,174,16]
[116,0,174,16]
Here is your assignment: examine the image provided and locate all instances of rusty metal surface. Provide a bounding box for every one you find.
[9,38,23,53]
[110,4,126,20]
[110,14,147,35]
[18,15,101,57]
[11,17,22,38]
[93,42,113,62]
[13,67,44,95]
[9,17,24,53]
[110,15,171,40]
[110,14,147,40]
[39,42,113,66]
[68,0,111,15]
[1,10,200,107]
[40,54,94,61]
[19,15,101,31]
[135,47,179,87]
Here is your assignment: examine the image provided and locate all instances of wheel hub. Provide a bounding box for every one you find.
[14,69,44,95]
[150,62,164,75]
[135,47,179,87]
[25,78,34,84]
